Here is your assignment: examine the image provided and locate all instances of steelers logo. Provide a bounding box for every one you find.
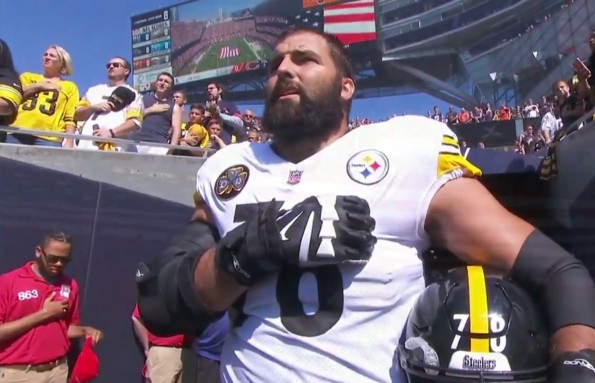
[346,150,389,185]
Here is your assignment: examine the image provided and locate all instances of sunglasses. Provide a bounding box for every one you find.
[39,247,71,265]
[106,62,124,69]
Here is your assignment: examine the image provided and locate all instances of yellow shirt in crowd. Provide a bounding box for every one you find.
[182,122,210,148]
[11,72,79,142]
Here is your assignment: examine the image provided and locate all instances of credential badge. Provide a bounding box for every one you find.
[346,149,389,185]
[60,285,71,299]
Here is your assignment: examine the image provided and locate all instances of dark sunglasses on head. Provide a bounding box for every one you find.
[106,62,123,69]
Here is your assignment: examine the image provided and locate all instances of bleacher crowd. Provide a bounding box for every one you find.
[0,39,269,157]
[1,31,594,160]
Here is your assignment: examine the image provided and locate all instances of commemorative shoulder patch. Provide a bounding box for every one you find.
[214,164,250,200]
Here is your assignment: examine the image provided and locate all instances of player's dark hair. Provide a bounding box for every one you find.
[190,104,205,113]
[159,72,174,82]
[274,27,355,117]
[208,118,222,127]
[0,39,16,71]
[41,229,73,248]
[112,56,132,80]
[174,89,187,97]
[207,82,224,97]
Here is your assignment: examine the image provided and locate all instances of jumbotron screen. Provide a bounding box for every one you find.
[131,0,378,92]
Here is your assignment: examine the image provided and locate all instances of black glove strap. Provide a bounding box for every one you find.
[216,244,254,286]
[550,349,595,382]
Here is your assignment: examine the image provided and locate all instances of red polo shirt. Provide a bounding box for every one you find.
[0,262,80,365]
[132,305,193,348]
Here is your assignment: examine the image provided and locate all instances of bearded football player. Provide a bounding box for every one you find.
[137,27,595,383]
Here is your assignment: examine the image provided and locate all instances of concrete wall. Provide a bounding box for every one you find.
[0,144,205,207]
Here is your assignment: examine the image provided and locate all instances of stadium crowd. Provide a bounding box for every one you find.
[1,30,595,159]
[0,25,595,383]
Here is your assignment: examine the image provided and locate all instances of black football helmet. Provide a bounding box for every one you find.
[397,265,549,382]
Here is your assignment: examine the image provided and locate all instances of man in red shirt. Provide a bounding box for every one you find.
[0,230,102,383]
[132,304,196,383]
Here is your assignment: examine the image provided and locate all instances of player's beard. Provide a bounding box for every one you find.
[263,75,344,143]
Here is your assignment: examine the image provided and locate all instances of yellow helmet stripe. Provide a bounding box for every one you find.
[467,265,490,352]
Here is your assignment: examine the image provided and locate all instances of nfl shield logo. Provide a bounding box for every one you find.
[287,170,303,185]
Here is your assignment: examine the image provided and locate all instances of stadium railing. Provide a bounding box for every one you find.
[0,125,217,157]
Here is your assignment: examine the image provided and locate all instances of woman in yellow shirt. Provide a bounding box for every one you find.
[8,45,79,148]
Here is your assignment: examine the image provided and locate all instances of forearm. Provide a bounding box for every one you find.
[170,127,181,146]
[551,326,595,356]
[113,119,139,137]
[67,325,86,339]
[0,99,15,116]
[576,80,591,99]
[132,319,149,350]
[0,311,48,343]
[64,124,76,134]
[22,84,44,98]
[219,114,244,136]
[74,106,95,122]
[194,247,247,312]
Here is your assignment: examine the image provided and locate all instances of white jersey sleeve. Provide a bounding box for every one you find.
[393,116,482,239]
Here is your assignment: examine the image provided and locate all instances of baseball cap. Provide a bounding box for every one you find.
[69,337,100,383]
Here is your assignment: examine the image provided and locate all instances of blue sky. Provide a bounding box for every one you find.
[0,0,451,120]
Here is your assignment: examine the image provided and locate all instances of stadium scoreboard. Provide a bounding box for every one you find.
[131,8,173,92]
[131,0,379,93]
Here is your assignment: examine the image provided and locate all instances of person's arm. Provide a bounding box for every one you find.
[94,93,143,139]
[74,96,112,122]
[191,203,247,312]
[0,71,22,116]
[0,292,67,343]
[170,104,182,146]
[131,307,150,356]
[0,311,55,343]
[425,176,595,357]
[67,325,102,344]
[62,83,80,148]
[136,200,238,336]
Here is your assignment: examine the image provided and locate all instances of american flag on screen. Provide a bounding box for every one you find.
[323,0,376,45]
[219,46,240,59]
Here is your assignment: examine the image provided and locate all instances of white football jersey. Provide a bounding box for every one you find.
[195,116,481,383]
[76,84,142,150]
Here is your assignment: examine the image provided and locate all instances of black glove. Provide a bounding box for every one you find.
[216,195,377,286]
[550,349,595,383]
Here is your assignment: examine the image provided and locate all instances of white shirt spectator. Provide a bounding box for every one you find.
[540,111,561,143]
[76,84,142,150]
